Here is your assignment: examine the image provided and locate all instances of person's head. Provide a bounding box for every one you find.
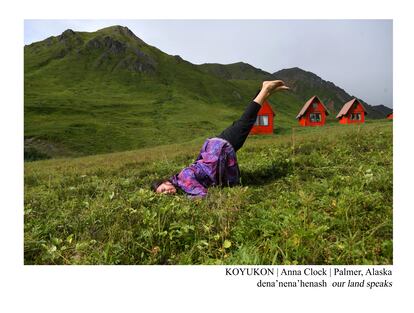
[151,179,177,195]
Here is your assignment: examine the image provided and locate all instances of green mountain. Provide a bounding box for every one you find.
[24,25,390,160]
[24,26,259,158]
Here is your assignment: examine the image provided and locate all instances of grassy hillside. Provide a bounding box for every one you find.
[198,62,274,80]
[24,26,260,158]
[24,121,392,265]
[25,26,390,160]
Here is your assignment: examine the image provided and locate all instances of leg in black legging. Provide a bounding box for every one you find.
[217,91,261,151]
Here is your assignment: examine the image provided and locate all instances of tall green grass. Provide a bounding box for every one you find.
[24,122,392,264]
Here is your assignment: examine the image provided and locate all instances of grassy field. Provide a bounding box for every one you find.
[24,121,393,265]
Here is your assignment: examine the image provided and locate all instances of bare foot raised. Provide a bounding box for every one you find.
[254,80,290,105]
[262,80,290,96]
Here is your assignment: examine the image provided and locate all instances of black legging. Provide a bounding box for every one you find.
[217,97,261,152]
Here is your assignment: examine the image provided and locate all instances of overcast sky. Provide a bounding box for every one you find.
[24,19,393,108]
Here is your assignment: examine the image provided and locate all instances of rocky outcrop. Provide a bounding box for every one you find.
[85,35,157,73]
[58,29,84,46]
[98,25,147,45]
[86,36,127,54]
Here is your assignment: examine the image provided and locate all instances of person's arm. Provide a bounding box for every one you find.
[187,183,207,198]
[173,168,208,198]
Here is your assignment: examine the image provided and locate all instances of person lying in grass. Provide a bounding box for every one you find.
[151,80,290,198]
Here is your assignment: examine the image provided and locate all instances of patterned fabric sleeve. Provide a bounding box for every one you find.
[186,182,208,199]
[170,168,207,198]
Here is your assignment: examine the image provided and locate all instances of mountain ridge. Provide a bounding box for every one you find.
[197,62,392,116]
[272,67,392,118]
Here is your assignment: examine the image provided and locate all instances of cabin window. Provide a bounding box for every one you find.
[312,102,318,109]
[255,115,269,126]
[259,115,269,126]
[350,113,361,120]
[310,113,321,122]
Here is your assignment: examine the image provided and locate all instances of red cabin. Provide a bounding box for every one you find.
[250,100,275,135]
[296,96,329,126]
[336,98,367,124]
[386,113,393,120]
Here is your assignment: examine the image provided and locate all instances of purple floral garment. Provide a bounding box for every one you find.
[170,137,240,198]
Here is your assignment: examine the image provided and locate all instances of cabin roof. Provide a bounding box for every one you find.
[296,96,329,119]
[336,98,367,118]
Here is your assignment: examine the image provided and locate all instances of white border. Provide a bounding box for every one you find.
[1,0,413,312]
